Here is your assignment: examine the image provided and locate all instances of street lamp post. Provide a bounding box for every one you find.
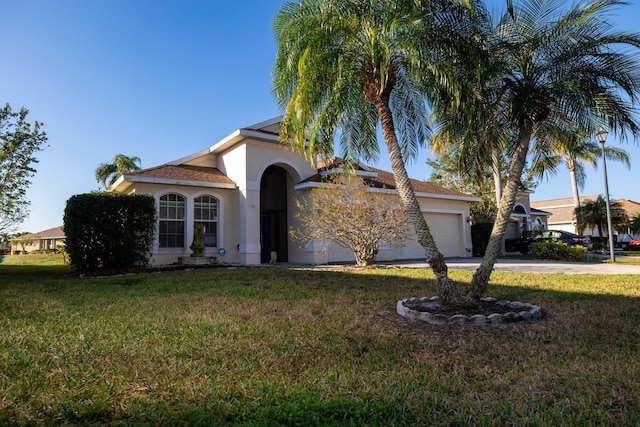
[595,128,616,262]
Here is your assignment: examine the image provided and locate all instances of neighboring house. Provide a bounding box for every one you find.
[10,226,65,254]
[503,191,551,241]
[113,117,480,266]
[530,196,640,236]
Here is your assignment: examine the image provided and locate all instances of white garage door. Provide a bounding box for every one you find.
[424,212,463,257]
[395,212,464,259]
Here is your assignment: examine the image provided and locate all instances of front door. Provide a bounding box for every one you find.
[260,166,289,263]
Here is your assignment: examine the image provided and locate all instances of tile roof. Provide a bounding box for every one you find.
[368,167,476,198]
[127,164,235,185]
[22,226,65,239]
[305,158,477,199]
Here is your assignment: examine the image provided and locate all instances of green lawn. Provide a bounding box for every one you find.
[1,262,639,425]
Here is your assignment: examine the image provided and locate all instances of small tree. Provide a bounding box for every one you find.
[292,175,409,266]
[0,103,48,233]
[10,232,38,254]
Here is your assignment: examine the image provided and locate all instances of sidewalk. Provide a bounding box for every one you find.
[386,257,640,275]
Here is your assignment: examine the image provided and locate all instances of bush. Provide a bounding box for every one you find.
[591,241,603,252]
[471,223,493,256]
[64,192,155,272]
[529,241,587,262]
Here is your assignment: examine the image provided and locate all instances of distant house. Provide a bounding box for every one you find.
[502,191,551,241]
[10,226,65,254]
[113,117,480,266]
[530,196,640,236]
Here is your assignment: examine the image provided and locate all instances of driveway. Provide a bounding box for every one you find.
[392,257,640,274]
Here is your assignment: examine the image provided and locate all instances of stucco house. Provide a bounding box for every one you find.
[10,226,65,254]
[113,117,480,266]
[502,191,551,241]
[531,196,640,236]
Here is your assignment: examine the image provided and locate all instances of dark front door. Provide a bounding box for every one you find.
[260,166,289,263]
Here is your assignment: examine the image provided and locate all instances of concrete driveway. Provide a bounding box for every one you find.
[394,257,640,274]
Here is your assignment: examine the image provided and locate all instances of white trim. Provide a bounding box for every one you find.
[167,148,212,166]
[155,190,190,252]
[256,158,305,184]
[294,182,325,190]
[246,116,283,130]
[121,175,236,189]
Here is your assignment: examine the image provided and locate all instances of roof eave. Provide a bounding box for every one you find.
[119,175,237,189]
[294,181,480,202]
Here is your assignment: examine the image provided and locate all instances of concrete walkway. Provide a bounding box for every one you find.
[387,257,640,275]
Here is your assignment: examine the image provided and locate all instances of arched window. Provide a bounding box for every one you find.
[159,193,185,248]
[194,195,218,247]
[513,205,527,214]
[534,218,544,230]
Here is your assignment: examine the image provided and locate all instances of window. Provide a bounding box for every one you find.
[159,194,185,248]
[194,195,218,247]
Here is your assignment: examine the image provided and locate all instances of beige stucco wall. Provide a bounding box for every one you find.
[130,182,240,265]
[125,134,475,266]
[288,189,473,264]
[215,139,317,264]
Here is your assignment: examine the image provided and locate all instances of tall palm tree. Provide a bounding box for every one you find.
[575,195,628,244]
[432,0,640,300]
[529,125,630,210]
[95,154,142,190]
[273,0,476,304]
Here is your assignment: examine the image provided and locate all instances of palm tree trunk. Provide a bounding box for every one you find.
[491,148,503,206]
[568,156,581,209]
[491,147,505,257]
[468,124,533,301]
[567,156,582,233]
[374,97,462,305]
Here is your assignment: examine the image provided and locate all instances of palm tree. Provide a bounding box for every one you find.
[529,125,630,210]
[95,154,142,190]
[575,195,628,244]
[431,0,640,300]
[273,0,476,304]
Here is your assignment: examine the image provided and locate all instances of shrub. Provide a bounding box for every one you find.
[471,223,493,256]
[64,192,155,272]
[591,241,604,252]
[529,241,587,262]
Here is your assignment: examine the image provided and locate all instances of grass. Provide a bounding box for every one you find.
[0,253,67,266]
[1,260,639,425]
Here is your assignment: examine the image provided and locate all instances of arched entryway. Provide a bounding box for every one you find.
[260,165,289,263]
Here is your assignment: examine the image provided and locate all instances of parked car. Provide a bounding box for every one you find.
[627,239,640,251]
[505,230,592,254]
[616,234,640,250]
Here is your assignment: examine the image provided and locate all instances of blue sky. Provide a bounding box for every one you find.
[1,0,639,233]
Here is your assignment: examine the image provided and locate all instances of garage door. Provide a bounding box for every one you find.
[396,212,464,259]
[425,212,463,257]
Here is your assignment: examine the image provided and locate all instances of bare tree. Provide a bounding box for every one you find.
[292,175,409,266]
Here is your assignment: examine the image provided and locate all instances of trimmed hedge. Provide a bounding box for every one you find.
[471,222,493,256]
[64,192,155,272]
[529,241,588,262]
